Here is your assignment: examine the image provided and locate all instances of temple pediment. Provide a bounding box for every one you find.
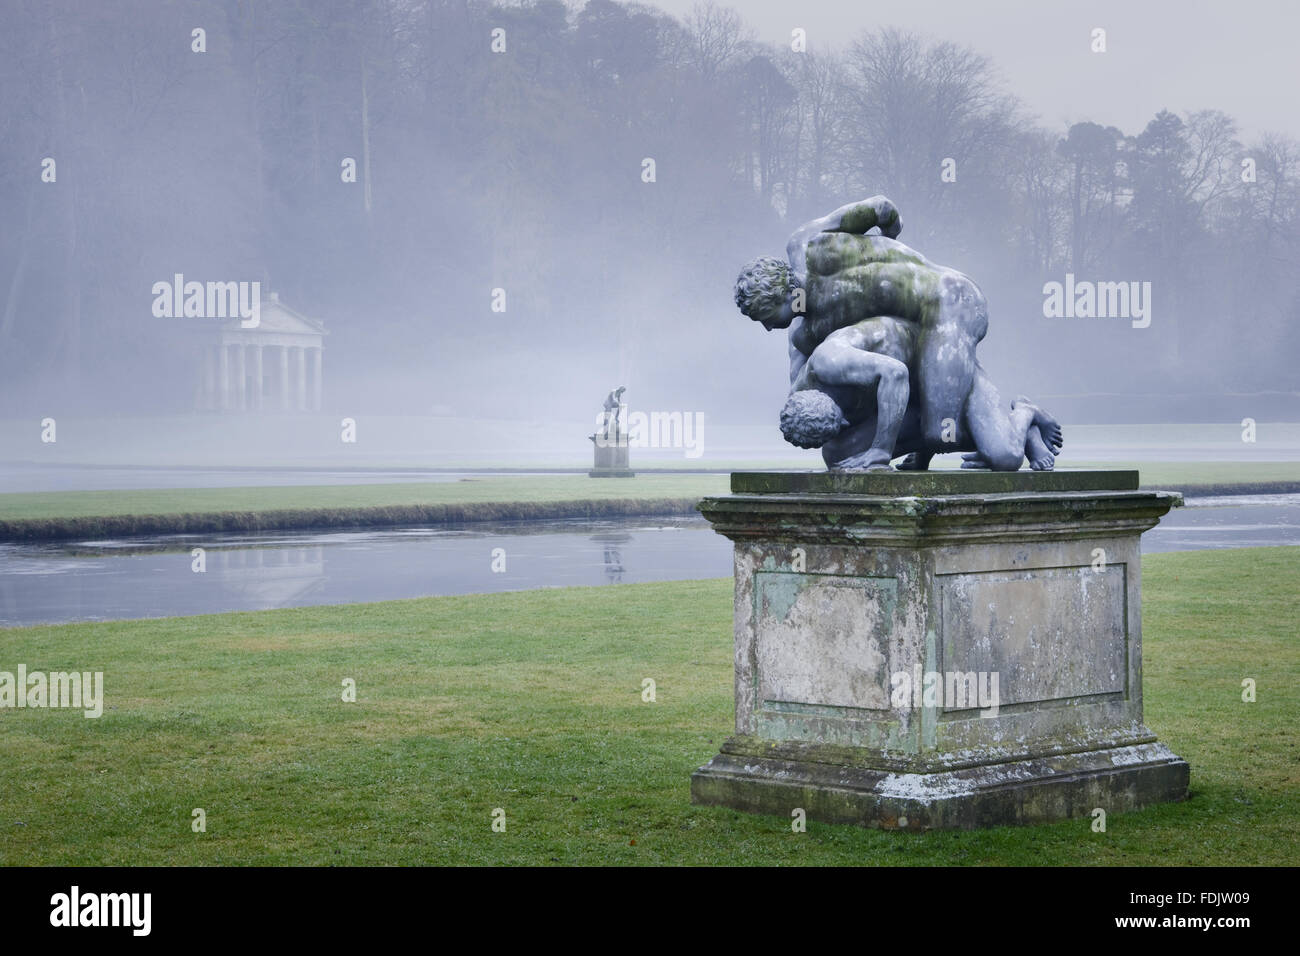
[197,293,325,413]
[213,293,327,338]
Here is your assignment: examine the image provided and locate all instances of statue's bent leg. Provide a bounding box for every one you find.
[963,368,1033,471]
[807,335,909,470]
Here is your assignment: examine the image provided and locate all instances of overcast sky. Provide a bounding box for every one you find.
[646,0,1300,142]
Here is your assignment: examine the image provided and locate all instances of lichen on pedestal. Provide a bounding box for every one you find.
[690,469,1189,830]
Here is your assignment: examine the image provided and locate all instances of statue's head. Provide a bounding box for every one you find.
[780,389,848,448]
[735,256,796,330]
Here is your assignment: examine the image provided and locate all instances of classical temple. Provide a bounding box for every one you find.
[195,292,326,412]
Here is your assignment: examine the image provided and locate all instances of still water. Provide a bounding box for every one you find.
[1,495,1297,627]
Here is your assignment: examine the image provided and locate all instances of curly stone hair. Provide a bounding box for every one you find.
[734,256,793,320]
[780,389,848,448]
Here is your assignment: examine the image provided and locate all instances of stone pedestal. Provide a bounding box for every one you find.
[691,470,1189,830]
[590,431,634,478]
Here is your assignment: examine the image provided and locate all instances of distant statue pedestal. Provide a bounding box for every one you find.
[589,430,634,478]
[590,385,634,478]
[691,469,1189,830]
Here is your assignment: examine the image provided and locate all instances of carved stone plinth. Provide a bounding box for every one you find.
[690,470,1189,830]
[590,432,634,478]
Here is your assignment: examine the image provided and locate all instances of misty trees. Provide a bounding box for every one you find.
[736,54,795,207]
[0,0,1296,418]
[838,28,1021,251]
[1211,130,1300,385]
[782,48,846,217]
[1057,121,1125,274]
[1122,109,1242,369]
[1007,129,1068,274]
[1239,134,1300,267]
[682,0,750,82]
[0,0,275,405]
[1128,111,1200,246]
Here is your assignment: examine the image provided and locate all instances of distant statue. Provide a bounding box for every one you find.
[602,385,626,441]
[590,386,634,477]
[734,196,1062,471]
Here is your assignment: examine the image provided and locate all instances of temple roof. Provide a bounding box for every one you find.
[216,292,327,335]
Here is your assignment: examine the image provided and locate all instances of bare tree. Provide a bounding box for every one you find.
[1008,128,1069,273]
[783,47,847,215]
[1057,121,1126,273]
[840,28,1020,244]
[683,1,751,81]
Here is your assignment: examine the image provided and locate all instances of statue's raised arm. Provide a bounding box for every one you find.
[785,195,903,288]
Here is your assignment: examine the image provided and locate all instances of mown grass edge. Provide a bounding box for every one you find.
[0,497,705,542]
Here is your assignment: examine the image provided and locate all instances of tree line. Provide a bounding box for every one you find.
[1,0,1295,419]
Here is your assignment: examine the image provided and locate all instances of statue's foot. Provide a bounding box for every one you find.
[960,452,991,470]
[1025,426,1056,471]
[895,452,933,472]
[1015,396,1064,453]
[833,447,894,471]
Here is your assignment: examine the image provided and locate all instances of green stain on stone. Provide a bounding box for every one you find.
[757,570,805,622]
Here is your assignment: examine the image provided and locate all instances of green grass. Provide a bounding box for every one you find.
[920,461,1299,485]
[1090,461,1299,489]
[0,475,731,522]
[0,475,734,540]
[0,547,1295,865]
[1,462,1296,542]
[928,459,1299,492]
[1,464,1295,522]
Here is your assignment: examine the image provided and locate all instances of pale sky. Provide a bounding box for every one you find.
[642,0,1300,143]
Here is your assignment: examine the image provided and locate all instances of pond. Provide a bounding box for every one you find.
[1,495,1297,627]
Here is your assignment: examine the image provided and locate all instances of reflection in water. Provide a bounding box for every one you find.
[216,544,327,606]
[0,517,728,627]
[592,532,631,584]
[1,498,1297,627]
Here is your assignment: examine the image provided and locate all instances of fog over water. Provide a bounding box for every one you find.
[1,0,1298,473]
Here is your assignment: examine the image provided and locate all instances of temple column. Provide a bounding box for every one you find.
[254,346,264,411]
[297,346,307,411]
[236,343,247,411]
[218,342,230,411]
[311,347,322,412]
[280,346,290,411]
[209,344,219,410]
[200,345,213,410]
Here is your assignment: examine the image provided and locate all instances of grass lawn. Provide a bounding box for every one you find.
[0,474,735,540]
[1074,461,1298,489]
[0,462,1296,541]
[0,546,1296,866]
[0,475,732,522]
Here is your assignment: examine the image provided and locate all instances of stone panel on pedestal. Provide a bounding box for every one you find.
[690,469,1189,830]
